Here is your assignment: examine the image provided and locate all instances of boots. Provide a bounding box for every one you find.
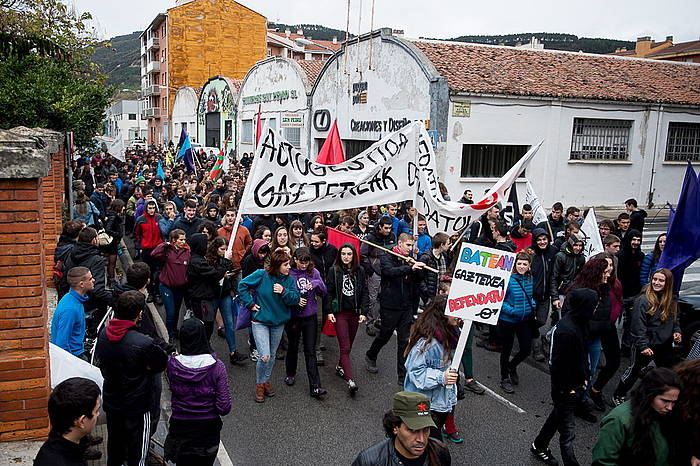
[263,381,275,397]
[255,384,265,403]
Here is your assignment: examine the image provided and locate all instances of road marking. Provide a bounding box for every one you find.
[479,383,527,414]
[218,440,234,466]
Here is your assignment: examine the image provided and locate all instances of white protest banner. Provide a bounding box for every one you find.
[580,207,604,259]
[240,122,543,235]
[105,133,126,162]
[525,180,548,226]
[445,242,516,325]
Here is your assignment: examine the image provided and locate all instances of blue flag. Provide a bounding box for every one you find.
[176,127,195,173]
[157,160,165,180]
[658,162,700,292]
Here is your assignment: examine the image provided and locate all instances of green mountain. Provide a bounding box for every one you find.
[444,33,634,54]
[267,23,352,42]
[91,31,142,90]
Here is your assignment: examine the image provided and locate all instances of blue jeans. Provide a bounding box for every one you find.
[217,295,236,353]
[251,322,285,384]
[159,283,185,337]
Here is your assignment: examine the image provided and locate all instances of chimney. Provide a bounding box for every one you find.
[285,28,291,38]
[332,36,337,44]
[665,35,673,43]
[296,28,303,36]
[635,36,652,55]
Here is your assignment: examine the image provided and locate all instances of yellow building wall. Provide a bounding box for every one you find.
[166,0,267,118]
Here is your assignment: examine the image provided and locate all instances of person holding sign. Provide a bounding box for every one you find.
[403,295,459,440]
[498,252,536,394]
[366,233,425,385]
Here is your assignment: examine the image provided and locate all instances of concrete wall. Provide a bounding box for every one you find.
[310,35,433,156]
[442,95,700,208]
[237,58,311,156]
[171,87,199,143]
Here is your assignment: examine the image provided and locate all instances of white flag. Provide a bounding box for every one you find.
[525,180,548,226]
[580,208,604,260]
[240,122,542,235]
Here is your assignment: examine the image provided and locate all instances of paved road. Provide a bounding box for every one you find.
[208,326,604,466]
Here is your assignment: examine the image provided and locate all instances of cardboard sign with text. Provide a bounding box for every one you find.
[446,243,516,325]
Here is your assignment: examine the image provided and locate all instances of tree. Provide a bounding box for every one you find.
[0,0,114,147]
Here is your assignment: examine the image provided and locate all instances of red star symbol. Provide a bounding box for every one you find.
[417,402,429,412]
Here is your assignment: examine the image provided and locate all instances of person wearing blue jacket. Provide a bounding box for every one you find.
[51,266,93,358]
[639,233,665,287]
[238,249,300,403]
[403,294,459,440]
[499,252,536,394]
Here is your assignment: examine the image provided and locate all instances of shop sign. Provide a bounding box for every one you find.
[242,89,298,105]
[350,117,428,133]
[313,109,331,131]
[352,81,368,105]
[452,101,471,117]
[281,113,304,127]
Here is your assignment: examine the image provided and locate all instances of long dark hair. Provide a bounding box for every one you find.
[404,295,454,362]
[569,256,609,293]
[333,243,358,274]
[629,367,682,465]
[205,236,226,264]
[652,233,666,262]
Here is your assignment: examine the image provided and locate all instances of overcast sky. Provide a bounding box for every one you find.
[68,0,699,44]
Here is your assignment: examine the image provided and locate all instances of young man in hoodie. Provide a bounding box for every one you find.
[134,199,163,303]
[537,202,566,240]
[617,229,645,355]
[530,228,558,362]
[550,234,586,321]
[625,198,647,234]
[96,290,168,466]
[171,200,204,239]
[531,288,598,466]
[51,267,93,359]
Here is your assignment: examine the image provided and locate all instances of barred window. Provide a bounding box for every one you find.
[460,144,528,178]
[570,118,632,160]
[284,127,301,148]
[242,120,253,144]
[665,122,700,162]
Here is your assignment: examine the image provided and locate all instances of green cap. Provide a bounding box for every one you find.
[392,391,436,431]
[135,176,145,185]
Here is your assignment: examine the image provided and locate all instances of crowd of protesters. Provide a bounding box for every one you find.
[42,149,700,466]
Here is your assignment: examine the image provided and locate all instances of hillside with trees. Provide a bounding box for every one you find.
[444,32,634,54]
[91,31,142,89]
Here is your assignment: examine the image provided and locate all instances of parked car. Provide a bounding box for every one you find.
[679,294,700,355]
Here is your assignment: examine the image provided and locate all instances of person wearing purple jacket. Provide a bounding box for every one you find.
[164,318,231,466]
[285,247,328,398]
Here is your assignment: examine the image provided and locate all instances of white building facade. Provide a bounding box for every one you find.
[104,100,147,144]
[236,57,317,158]
[171,86,199,143]
[197,76,240,150]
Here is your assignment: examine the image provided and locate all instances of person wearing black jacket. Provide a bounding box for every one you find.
[625,198,647,234]
[103,199,125,288]
[96,291,168,466]
[54,219,83,299]
[186,234,232,339]
[172,200,204,239]
[617,229,644,354]
[309,228,338,365]
[64,228,113,338]
[531,288,598,466]
[418,233,450,305]
[530,228,558,361]
[536,203,566,241]
[365,233,425,385]
[360,217,396,335]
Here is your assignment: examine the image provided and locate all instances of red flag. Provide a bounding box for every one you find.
[255,104,262,147]
[316,119,345,165]
[326,227,360,262]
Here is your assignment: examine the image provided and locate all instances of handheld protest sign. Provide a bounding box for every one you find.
[445,243,516,325]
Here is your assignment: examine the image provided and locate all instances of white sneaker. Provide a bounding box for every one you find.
[250,349,259,362]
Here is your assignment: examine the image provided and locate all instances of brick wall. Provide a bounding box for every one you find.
[42,150,66,282]
[0,178,50,441]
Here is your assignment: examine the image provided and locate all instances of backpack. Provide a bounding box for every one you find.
[53,243,75,296]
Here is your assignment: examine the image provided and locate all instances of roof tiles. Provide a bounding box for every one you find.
[411,41,700,106]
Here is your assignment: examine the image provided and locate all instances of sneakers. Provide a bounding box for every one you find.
[365,353,378,373]
[442,431,465,444]
[335,366,345,379]
[316,350,325,366]
[463,379,485,395]
[476,338,502,352]
[509,367,520,385]
[612,395,625,406]
[365,323,377,337]
[347,379,358,396]
[284,376,296,386]
[533,351,546,362]
[590,390,606,412]
[275,348,286,360]
[229,352,247,365]
[530,443,559,465]
[250,349,260,362]
[310,387,327,398]
[217,327,226,339]
[500,378,515,394]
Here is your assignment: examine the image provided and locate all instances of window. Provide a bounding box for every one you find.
[665,122,700,162]
[267,118,277,130]
[242,120,253,143]
[342,139,374,160]
[461,144,529,178]
[570,118,632,160]
[128,114,137,120]
[284,127,301,148]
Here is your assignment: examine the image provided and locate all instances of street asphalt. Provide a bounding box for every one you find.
[208,325,606,466]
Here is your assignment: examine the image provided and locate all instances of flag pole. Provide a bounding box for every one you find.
[356,236,439,274]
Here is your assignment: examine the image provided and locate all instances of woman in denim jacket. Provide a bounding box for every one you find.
[403,294,459,440]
